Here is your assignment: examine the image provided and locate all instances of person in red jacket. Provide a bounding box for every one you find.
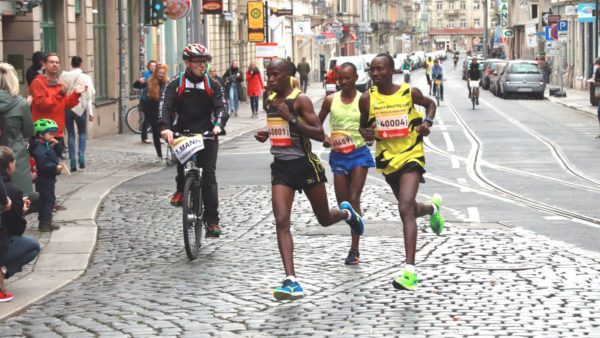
[246,62,264,118]
[29,53,86,158]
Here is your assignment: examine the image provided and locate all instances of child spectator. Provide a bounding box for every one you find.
[0,146,40,302]
[29,119,64,232]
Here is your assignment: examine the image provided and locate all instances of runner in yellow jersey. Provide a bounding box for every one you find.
[255,58,364,300]
[358,53,445,291]
[318,62,375,265]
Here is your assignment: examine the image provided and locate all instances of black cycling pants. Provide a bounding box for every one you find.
[176,139,219,225]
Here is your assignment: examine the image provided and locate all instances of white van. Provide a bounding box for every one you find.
[328,56,372,92]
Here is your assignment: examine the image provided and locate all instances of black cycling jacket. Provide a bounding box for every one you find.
[467,63,481,80]
[158,70,228,133]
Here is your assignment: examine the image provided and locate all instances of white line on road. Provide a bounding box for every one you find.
[457,178,472,192]
[467,207,481,222]
[442,132,455,152]
[544,215,568,221]
[451,156,460,169]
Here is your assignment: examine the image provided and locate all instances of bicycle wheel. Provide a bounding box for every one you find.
[472,89,476,110]
[435,86,440,106]
[182,176,203,260]
[126,106,143,134]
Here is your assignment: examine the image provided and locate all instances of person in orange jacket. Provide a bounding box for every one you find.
[29,53,86,158]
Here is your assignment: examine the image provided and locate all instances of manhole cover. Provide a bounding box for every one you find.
[460,263,540,271]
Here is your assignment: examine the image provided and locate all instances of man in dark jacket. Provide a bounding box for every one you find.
[25,51,45,87]
[297,57,311,92]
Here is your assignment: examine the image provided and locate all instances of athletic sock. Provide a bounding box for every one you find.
[344,210,352,221]
[285,275,297,283]
[404,264,416,274]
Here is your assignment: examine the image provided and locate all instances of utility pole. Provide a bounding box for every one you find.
[139,0,146,77]
[483,0,488,58]
[118,0,126,134]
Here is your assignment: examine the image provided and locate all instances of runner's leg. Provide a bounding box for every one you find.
[303,183,347,226]
[272,184,297,277]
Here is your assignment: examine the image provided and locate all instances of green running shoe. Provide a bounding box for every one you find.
[273,279,304,301]
[429,193,445,235]
[392,269,418,291]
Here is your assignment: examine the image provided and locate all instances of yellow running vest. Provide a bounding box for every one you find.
[329,91,366,153]
[368,83,425,175]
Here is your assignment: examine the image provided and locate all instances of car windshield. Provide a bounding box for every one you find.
[510,63,540,74]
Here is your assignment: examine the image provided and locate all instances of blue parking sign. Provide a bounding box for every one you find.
[545,26,553,40]
[558,20,568,31]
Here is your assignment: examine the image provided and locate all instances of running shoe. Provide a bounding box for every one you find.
[392,269,418,291]
[273,279,304,300]
[340,201,364,235]
[170,191,183,207]
[206,224,222,238]
[344,250,360,265]
[0,290,13,302]
[429,193,445,235]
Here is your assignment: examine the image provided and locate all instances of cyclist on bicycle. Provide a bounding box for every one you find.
[425,56,433,95]
[453,52,459,69]
[159,43,228,238]
[467,57,481,105]
[431,59,445,101]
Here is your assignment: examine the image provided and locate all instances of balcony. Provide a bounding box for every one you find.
[446,9,459,16]
[402,0,413,9]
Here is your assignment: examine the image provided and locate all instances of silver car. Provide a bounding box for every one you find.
[498,60,545,99]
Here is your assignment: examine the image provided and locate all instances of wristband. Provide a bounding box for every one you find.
[424,118,434,126]
[290,117,298,125]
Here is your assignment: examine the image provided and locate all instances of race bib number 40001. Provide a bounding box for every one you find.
[267,117,292,147]
[376,113,409,139]
[330,131,355,154]
[170,135,205,164]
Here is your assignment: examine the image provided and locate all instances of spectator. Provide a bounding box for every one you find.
[29,53,85,159]
[245,62,264,118]
[139,63,169,163]
[208,68,228,113]
[25,51,45,87]
[0,63,34,195]
[297,57,310,92]
[59,56,96,172]
[0,146,40,302]
[29,118,64,232]
[223,60,243,117]
[538,55,551,85]
[287,56,297,77]
[134,60,157,144]
[324,62,339,96]
[594,58,600,139]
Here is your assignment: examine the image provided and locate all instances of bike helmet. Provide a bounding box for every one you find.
[34,118,58,135]
[182,43,212,61]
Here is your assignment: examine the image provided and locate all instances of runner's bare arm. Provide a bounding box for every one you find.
[317,94,334,124]
[411,87,436,137]
[358,91,375,142]
[293,94,326,141]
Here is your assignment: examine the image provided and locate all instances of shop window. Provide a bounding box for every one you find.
[93,0,108,100]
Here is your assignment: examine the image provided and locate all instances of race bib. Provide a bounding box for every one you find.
[267,117,292,147]
[170,135,205,164]
[325,84,337,92]
[375,112,409,139]
[330,131,356,154]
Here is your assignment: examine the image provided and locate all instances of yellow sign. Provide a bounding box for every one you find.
[247,1,265,42]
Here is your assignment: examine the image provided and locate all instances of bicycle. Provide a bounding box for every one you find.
[171,130,224,260]
[433,79,443,106]
[469,80,480,110]
[164,142,176,166]
[125,105,152,134]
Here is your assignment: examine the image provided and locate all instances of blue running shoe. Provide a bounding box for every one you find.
[273,279,304,301]
[340,201,364,235]
[344,250,360,265]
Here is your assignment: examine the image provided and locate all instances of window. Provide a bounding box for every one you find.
[75,0,81,15]
[474,1,480,10]
[436,2,443,10]
[461,19,466,28]
[40,1,57,52]
[474,19,480,28]
[447,21,455,28]
[531,4,538,19]
[93,0,108,100]
[448,2,454,10]
[337,0,346,13]
[437,20,443,28]
[460,1,466,10]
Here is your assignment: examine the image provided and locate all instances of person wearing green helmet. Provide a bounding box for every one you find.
[29,118,64,232]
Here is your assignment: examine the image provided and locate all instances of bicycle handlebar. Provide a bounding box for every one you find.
[173,130,227,139]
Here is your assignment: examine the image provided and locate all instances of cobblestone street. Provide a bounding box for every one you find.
[1,167,599,337]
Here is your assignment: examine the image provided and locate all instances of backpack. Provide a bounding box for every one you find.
[176,71,213,97]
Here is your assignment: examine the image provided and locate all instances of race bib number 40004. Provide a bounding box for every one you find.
[330,131,355,154]
[376,113,409,139]
[267,117,292,147]
[170,135,205,164]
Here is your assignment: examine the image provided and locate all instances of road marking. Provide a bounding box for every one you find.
[451,156,460,169]
[457,178,472,192]
[467,207,480,222]
[442,132,455,152]
[544,215,568,221]
[438,125,448,131]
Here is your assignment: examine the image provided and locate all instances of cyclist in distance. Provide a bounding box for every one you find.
[467,57,481,105]
[453,52,459,69]
[159,43,228,238]
[431,58,445,101]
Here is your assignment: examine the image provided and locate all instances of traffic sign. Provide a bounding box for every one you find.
[558,20,568,31]
[545,25,553,40]
[548,14,560,25]
[550,24,558,40]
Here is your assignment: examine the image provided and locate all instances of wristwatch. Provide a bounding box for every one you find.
[290,117,298,125]
[424,118,434,126]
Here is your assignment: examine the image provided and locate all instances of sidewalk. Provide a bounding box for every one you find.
[0,82,325,320]
[546,86,597,117]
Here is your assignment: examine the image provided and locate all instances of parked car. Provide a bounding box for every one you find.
[481,59,505,90]
[497,60,545,99]
[394,53,409,73]
[360,54,378,69]
[489,63,507,96]
[328,56,372,92]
